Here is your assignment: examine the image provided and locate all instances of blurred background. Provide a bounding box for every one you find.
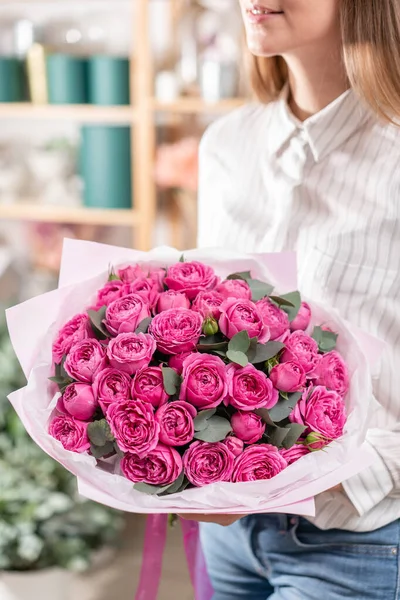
[0,1,247,598]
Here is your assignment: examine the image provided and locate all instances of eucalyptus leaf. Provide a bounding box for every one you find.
[247,341,285,364]
[282,424,307,449]
[311,326,323,344]
[255,408,275,427]
[269,295,295,308]
[228,330,250,354]
[87,420,114,447]
[158,471,185,496]
[226,349,249,367]
[87,306,111,340]
[194,408,217,432]
[280,291,301,321]
[134,482,173,496]
[248,278,274,301]
[194,416,232,442]
[226,271,252,281]
[135,317,153,335]
[114,442,125,458]
[312,326,338,353]
[90,441,115,459]
[268,392,302,422]
[162,367,181,396]
[179,255,185,263]
[268,426,290,448]
[197,334,228,352]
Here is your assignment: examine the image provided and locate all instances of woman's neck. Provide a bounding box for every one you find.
[284,46,349,121]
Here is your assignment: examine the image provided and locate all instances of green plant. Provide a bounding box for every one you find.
[0,308,124,572]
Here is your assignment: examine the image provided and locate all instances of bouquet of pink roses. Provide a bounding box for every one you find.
[6,240,378,516]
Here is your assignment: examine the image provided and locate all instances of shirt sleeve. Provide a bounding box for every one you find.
[342,426,399,516]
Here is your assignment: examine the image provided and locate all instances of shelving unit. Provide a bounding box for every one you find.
[0,0,246,249]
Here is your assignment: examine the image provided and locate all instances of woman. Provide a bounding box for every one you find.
[193,1,400,598]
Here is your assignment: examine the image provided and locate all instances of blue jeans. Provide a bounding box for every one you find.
[199,515,400,600]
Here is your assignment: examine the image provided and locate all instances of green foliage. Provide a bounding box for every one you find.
[0,311,123,572]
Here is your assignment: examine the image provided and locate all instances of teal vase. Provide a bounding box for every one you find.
[88,56,130,105]
[80,125,132,209]
[47,54,88,104]
[0,57,25,102]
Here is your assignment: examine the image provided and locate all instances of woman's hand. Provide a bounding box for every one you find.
[178,514,242,527]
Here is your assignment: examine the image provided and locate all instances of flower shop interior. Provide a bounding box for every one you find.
[0,1,248,599]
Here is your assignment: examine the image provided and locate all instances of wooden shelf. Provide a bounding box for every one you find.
[151,97,247,114]
[0,104,136,123]
[0,204,139,226]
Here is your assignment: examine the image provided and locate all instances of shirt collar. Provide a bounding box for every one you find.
[267,86,372,162]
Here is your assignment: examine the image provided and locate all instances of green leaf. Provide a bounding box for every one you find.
[168,514,178,527]
[49,376,68,385]
[135,317,153,334]
[90,441,115,459]
[268,426,290,448]
[312,326,338,353]
[247,341,285,364]
[226,271,252,281]
[197,335,228,352]
[194,408,217,432]
[194,416,232,442]
[228,330,250,354]
[179,254,185,263]
[87,306,111,340]
[269,295,295,308]
[247,278,274,301]
[279,291,301,321]
[214,350,227,358]
[268,392,302,422]
[281,423,307,449]
[87,420,114,447]
[255,408,275,427]
[134,482,173,496]
[158,471,186,496]
[226,349,249,367]
[162,367,182,396]
[114,442,125,458]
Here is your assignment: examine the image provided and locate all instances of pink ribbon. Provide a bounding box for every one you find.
[135,515,213,600]
[135,514,168,600]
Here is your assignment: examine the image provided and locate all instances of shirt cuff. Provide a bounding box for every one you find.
[342,442,394,516]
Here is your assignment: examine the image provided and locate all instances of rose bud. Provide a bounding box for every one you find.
[202,316,219,336]
[62,383,97,421]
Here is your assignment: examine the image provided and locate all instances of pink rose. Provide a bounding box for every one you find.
[183,441,235,486]
[256,298,290,341]
[52,314,93,364]
[131,366,168,408]
[168,352,192,375]
[93,280,123,310]
[107,332,156,375]
[164,261,218,300]
[231,411,265,444]
[149,308,203,355]
[191,290,225,319]
[155,401,196,446]
[105,293,151,336]
[290,302,311,331]
[219,298,270,343]
[226,363,278,411]
[49,414,90,453]
[269,361,306,393]
[64,339,107,384]
[313,351,350,397]
[93,367,131,415]
[216,279,252,301]
[280,444,310,465]
[290,385,347,444]
[281,331,320,375]
[223,436,244,457]
[180,353,228,410]
[121,278,159,310]
[107,399,159,457]
[156,290,190,313]
[121,444,182,486]
[118,264,145,283]
[232,444,287,482]
[61,383,97,421]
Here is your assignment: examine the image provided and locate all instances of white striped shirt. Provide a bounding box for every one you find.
[197,90,400,532]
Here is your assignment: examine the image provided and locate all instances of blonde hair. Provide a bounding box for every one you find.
[249,0,400,123]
